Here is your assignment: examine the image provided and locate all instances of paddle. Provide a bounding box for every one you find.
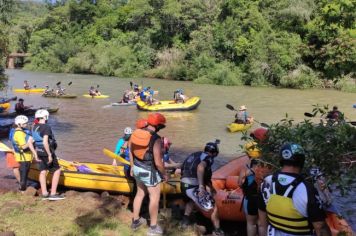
[68,81,72,86]
[130,81,133,89]
[103,148,130,165]
[226,104,269,128]
[2,96,17,103]
[304,112,356,126]
[0,142,13,152]
[56,81,61,86]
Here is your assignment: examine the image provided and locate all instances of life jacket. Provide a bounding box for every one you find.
[181,152,213,184]
[9,128,31,154]
[236,111,247,123]
[266,173,312,235]
[32,124,57,155]
[241,167,258,198]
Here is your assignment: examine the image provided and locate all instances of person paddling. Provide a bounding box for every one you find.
[234,105,253,124]
[325,106,344,124]
[23,80,30,90]
[15,98,32,114]
[89,86,101,96]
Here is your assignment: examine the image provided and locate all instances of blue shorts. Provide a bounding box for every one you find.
[133,165,162,187]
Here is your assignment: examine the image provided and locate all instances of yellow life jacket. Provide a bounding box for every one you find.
[266,174,312,235]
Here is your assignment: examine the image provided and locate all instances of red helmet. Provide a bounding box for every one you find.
[136,119,148,129]
[250,128,268,141]
[162,137,172,152]
[147,113,166,127]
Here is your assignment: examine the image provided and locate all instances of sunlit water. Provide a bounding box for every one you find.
[1,69,355,230]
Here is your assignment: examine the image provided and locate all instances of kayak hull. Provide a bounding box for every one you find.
[42,94,77,99]
[13,88,45,93]
[137,97,201,111]
[0,107,59,118]
[111,101,136,106]
[27,159,181,194]
[83,94,109,98]
[227,122,253,132]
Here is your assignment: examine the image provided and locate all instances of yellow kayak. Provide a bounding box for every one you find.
[0,103,10,111]
[13,88,46,93]
[28,158,181,194]
[227,122,253,133]
[137,97,201,111]
[83,94,110,98]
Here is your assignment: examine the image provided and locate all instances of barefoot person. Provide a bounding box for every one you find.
[129,113,168,235]
[32,109,64,201]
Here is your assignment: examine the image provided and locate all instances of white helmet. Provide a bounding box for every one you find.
[124,127,133,135]
[14,115,29,125]
[35,109,49,120]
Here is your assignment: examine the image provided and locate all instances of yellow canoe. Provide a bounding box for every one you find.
[83,94,110,98]
[227,122,253,133]
[0,103,10,111]
[27,159,181,194]
[137,97,201,111]
[13,88,46,93]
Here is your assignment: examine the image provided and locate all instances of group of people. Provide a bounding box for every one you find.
[43,84,66,96]
[8,109,64,200]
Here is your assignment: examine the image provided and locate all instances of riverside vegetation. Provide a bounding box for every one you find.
[0,0,355,90]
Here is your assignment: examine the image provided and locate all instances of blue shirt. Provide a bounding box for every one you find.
[114,138,130,171]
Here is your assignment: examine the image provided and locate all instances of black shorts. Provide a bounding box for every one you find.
[243,194,258,216]
[38,154,60,172]
[181,182,197,203]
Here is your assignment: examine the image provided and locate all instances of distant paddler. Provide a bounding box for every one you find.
[89,85,101,96]
[173,89,189,103]
[234,105,253,124]
[15,98,33,114]
[24,80,30,90]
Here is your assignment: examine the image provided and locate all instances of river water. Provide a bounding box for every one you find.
[1,69,355,230]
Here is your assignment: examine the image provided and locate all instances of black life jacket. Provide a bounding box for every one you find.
[181,151,213,184]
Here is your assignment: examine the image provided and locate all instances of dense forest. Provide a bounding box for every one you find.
[1,0,356,90]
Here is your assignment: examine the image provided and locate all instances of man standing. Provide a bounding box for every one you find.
[32,109,64,200]
[259,143,331,236]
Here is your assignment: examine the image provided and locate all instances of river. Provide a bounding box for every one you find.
[1,69,355,230]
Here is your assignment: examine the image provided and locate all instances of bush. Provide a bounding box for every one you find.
[334,74,356,93]
[279,65,322,89]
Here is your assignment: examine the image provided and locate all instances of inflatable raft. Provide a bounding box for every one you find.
[227,122,253,133]
[0,107,59,118]
[13,88,46,93]
[83,94,109,99]
[137,97,201,111]
[28,158,181,194]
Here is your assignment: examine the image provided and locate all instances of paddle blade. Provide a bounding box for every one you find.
[97,84,100,88]
[0,142,13,152]
[103,148,130,165]
[56,81,61,86]
[226,104,235,111]
[11,96,17,101]
[304,112,315,118]
[130,81,133,88]
[68,81,72,86]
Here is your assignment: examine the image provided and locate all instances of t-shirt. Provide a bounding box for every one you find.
[259,172,326,236]
[13,129,33,162]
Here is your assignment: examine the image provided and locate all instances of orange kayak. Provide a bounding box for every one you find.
[199,155,354,236]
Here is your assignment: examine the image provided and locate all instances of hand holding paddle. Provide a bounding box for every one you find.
[226,104,268,128]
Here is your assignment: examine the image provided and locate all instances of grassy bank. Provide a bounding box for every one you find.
[0,191,197,236]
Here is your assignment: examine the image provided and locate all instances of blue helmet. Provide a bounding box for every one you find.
[279,143,305,168]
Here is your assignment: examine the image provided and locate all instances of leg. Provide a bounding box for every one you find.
[246,214,258,236]
[39,170,48,195]
[211,205,220,230]
[258,210,267,236]
[147,183,161,226]
[50,169,61,195]
[19,161,31,191]
[13,167,20,183]
[133,181,147,221]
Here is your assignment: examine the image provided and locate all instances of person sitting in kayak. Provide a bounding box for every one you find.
[235,105,253,124]
[161,137,181,175]
[325,106,344,123]
[43,85,53,95]
[23,80,30,90]
[89,86,101,96]
[180,140,224,236]
[56,84,65,96]
[113,127,132,176]
[174,89,188,103]
[15,98,32,114]
[139,89,147,102]
[120,90,133,104]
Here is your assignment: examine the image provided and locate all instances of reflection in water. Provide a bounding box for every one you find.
[2,69,356,229]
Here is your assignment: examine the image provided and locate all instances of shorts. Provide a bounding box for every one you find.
[6,152,20,168]
[133,165,161,187]
[38,154,60,172]
[243,195,258,216]
[181,182,197,203]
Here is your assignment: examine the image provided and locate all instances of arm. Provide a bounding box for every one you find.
[114,139,124,155]
[153,139,167,178]
[27,137,38,161]
[43,135,52,162]
[238,168,247,187]
[312,221,331,236]
[197,161,207,187]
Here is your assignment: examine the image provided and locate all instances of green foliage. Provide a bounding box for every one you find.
[254,107,356,192]
[334,74,356,93]
[279,65,322,89]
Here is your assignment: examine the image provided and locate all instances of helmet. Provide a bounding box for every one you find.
[162,137,172,152]
[204,140,219,156]
[136,119,148,129]
[250,128,268,141]
[35,109,50,120]
[147,113,166,127]
[279,143,305,168]
[14,115,28,125]
[124,127,132,135]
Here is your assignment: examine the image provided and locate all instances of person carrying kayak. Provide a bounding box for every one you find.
[15,98,33,114]
[113,127,132,176]
[180,140,224,236]
[258,143,331,236]
[238,159,260,236]
[161,137,181,175]
[89,86,101,96]
[129,113,168,235]
[9,115,38,192]
[32,109,64,201]
[23,80,30,90]
[234,105,253,124]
